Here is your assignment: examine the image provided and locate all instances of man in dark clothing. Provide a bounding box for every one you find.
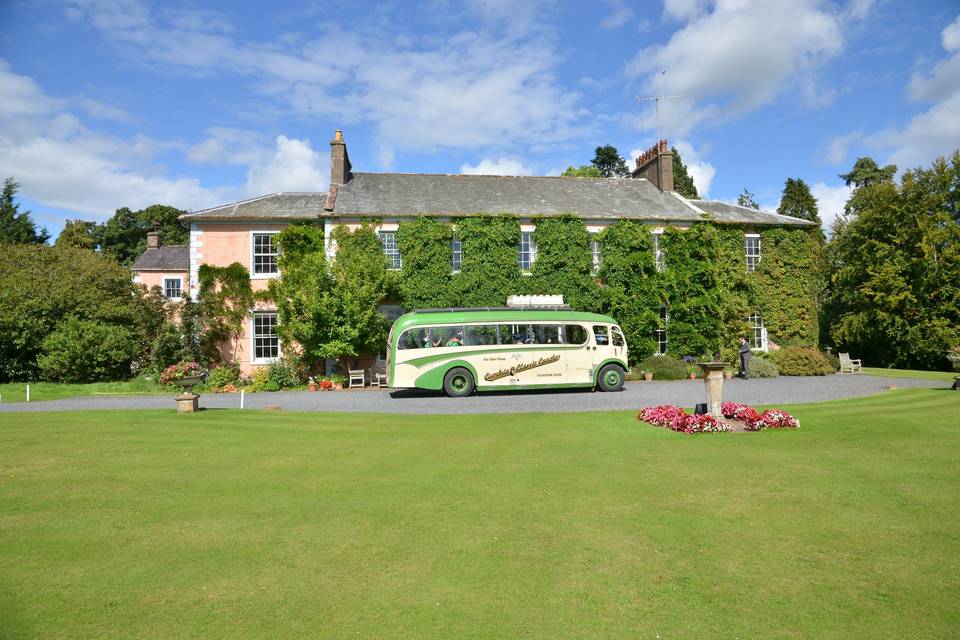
[739,337,751,379]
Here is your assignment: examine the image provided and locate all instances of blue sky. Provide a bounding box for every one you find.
[2,0,958,238]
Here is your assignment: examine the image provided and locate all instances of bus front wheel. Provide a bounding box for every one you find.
[443,367,475,397]
[597,364,625,392]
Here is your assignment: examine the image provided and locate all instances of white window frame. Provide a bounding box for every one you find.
[163,276,183,301]
[652,231,665,272]
[655,304,668,355]
[519,230,537,273]
[377,304,405,363]
[589,234,602,275]
[379,230,402,270]
[745,233,761,272]
[250,231,280,279]
[748,312,768,351]
[250,311,280,365]
[451,234,462,273]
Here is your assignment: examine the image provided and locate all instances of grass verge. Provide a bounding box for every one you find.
[1,388,958,638]
[0,378,171,403]
[862,367,957,382]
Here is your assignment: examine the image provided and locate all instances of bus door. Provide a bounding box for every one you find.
[592,324,625,366]
[564,324,594,384]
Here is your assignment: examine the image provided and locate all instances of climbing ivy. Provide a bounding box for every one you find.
[451,215,523,307]
[397,217,456,310]
[196,262,257,363]
[528,215,601,312]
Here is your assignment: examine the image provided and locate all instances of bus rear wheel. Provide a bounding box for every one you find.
[598,364,625,392]
[443,367,475,397]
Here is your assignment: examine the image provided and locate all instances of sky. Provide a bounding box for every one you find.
[1,0,958,239]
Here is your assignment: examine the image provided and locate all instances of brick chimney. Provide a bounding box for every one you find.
[330,129,352,186]
[147,231,160,249]
[631,140,674,192]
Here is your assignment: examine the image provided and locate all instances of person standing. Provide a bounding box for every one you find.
[739,337,751,379]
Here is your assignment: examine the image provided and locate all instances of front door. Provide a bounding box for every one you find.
[564,324,595,384]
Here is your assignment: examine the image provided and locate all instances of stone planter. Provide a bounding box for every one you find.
[644,372,653,382]
[689,372,697,380]
[333,382,344,391]
[308,382,319,392]
[724,371,734,380]
[174,375,203,413]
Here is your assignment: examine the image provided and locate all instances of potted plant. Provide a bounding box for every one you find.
[947,346,960,372]
[159,362,207,413]
[319,377,334,390]
[330,373,346,390]
[307,376,319,392]
[644,371,653,382]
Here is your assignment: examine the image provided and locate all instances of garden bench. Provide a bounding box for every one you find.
[839,353,862,373]
[348,369,366,388]
[370,368,387,388]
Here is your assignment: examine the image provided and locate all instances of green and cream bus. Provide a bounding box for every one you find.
[386,308,628,397]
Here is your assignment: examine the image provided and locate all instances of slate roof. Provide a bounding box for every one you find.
[177,175,814,227]
[131,245,189,272]
[332,173,699,221]
[690,199,817,226]
[180,192,327,221]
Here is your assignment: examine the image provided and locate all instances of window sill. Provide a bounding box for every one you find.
[251,273,280,280]
[251,357,280,366]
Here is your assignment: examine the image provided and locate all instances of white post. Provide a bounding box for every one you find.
[26,384,30,403]
[240,390,244,410]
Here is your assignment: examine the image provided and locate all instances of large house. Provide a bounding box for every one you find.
[132,130,814,374]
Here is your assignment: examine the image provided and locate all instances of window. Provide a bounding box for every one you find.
[518,231,537,272]
[655,304,668,355]
[593,325,609,345]
[748,312,767,351]
[612,327,625,347]
[399,328,430,350]
[252,233,279,275]
[500,323,533,344]
[252,312,279,362]
[533,324,563,344]
[745,233,761,272]
[163,277,182,300]
[464,324,498,346]
[652,232,665,272]
[378,305,404,360]
[590,235,602,275]
[451,235,462,273]
[563,324,588,345]
[379,231,402,270]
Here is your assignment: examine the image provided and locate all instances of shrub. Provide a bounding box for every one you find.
[822,350,840,372]
[267,357,305,389]
[637,354,688,380]
[146,323,185,376]
[249,367,270,392]
[206,365,240,390]
[768,347,834,376]
[749,356,780,378]
[36,317,139,383]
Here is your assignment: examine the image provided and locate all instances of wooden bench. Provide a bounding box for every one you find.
[348,369,366,388]
[369,368,387,388]
[839,353,862,373]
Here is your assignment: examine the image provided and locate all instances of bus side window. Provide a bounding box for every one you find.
[464,324,497,346]
[612,328,624,347]
[564,324,587,345]
[399,328,425,349]
[496,325,513,345]
[534,324,562,344]
[593,325,609,345]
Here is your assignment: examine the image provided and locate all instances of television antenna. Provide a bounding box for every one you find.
[634,93,686,141]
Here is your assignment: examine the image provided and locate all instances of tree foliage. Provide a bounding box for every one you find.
[96,204,189,266]
[56,219,97,250]
[838,157,897,188]
[528,215,602,312]
[197,262,257,363]
[453,215,523,307]
[561,165,602,178]
[0,245,160,381]
[827,152,960,369]
[736,188,760,209]
[0,177,49,245]
[397,217,457,309]
[591,145,630,178]
[671,147,699,198]
[777,178,820,224]
[36,317,139,383]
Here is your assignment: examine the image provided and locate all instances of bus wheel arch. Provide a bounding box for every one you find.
[443,367,476,397]
[597,363,626,392]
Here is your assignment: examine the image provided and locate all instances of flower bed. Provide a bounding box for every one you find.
[638,402,799,434]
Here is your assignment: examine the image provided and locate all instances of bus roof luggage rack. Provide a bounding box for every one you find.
[413,306,572,313]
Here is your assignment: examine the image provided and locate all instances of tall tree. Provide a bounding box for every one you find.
[96,204,188,266]
[0,177,49,245]
[736,188,760,209]
[827,151,960,369]
[55,219,97,250]
[561,165,602,178]
[591,145,630,178]
[777,178,821,224]
[671,147,699,198]
[838,157,897,188]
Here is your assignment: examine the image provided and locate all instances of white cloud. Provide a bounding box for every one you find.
[823,131,862,165]
[627,0,844,137]
[672,140,716,196]
[64,0,587,155]
[662,0,709,21]
[74,97,132,122]
[244,136,328,194]
[844,0,875,20]
[460,158,534,176]
[907,14,960,103]
[809,182,853,230]
[187,127,269,165]
[601,0,634,29]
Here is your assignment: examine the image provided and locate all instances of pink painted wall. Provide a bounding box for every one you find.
[134,270,188,294]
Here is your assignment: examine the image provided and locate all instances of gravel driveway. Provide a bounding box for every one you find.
[0,375,945,415]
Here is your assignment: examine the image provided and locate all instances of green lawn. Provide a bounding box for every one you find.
[0,378,171,403]
[862,367,958,382]
[1,389,958,638]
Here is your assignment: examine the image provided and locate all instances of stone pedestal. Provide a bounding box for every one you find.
[176,392,199,413]
[698,362,727,418]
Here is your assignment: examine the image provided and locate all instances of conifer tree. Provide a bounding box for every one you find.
[671,147,699,198]
[0,178,49,245]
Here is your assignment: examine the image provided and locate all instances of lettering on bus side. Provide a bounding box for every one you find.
[483,354,561,382]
